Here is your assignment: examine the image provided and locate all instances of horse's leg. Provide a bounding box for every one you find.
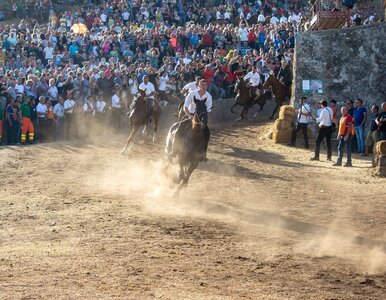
[152,114,159,143]
[241,106,249,119]
[173,160,199,197]
[270,103,280,120]
[120,125,139,155]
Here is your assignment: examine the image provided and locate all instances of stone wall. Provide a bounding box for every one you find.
[292,23,386,115]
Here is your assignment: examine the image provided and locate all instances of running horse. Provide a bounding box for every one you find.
[165,100,209,196]
[263,74,288,119]
[120,89,161,154]
[231,76,272,120]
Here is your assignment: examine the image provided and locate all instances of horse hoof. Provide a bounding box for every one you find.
[120,149,126,156]
[253,112,258,118]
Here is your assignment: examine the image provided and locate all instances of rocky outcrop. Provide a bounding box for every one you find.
[292,23,386,117]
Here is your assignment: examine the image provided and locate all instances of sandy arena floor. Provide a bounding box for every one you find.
[0,113,385,299]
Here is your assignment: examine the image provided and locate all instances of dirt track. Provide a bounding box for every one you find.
[0,114,385,299]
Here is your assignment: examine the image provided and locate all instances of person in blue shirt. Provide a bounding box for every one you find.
[353,98,367,154]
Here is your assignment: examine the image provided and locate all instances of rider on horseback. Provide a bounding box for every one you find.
[170,79,212,162]
[183,79,212,161]
[244,65,261,99]
[138,75,156,123]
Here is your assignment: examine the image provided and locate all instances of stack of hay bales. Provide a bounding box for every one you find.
[272,105,295,143]
[373,141,386,177]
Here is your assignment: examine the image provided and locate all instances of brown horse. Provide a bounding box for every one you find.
[120,89,161,154]
[166,100,209,196]
[263,74,288,119]
[231,77,272,120]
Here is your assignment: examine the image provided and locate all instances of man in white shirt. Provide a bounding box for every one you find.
[288,96,311,148]
[244,66,261,98]
[138,75,156,123]
[311,100,333,161]
[43,42,54,64]
[53,97,65,140]
[64,91,76,139]
[258,12,265,23]
[122,11,130,24]
[36,96,48,142]
[224,11,231,21]
[238,24,249,43]
[270,15,279,25]
[181,79,213,161]
[111,85,122,131]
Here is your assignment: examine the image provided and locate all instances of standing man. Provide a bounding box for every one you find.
[36,96,48,142]
[363,105,380,156]
[311,100,333,161]
[138,75,156,124]
[53,97,65,141]
[353,98,367,154]
[376,102,386,141]
[111,85,122,131]
[5,98,17,145]
[20,97,35,144]
[333,106,354,167]
[288,96,310,149]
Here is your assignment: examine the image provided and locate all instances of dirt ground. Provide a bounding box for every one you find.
[0,111,385,300]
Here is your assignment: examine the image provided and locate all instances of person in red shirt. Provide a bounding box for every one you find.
[203,64,218,99]
[247,28,257,49]
[333,106,355,167]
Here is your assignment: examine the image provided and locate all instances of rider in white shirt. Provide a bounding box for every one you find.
[182,79,213,161]
[138,75,156,123]
[244,66,261,98]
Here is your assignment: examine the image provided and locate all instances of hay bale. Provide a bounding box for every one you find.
[272,128,292,143]
[278,105,296,120]
[273,118,292,131]
[374,141,386,156]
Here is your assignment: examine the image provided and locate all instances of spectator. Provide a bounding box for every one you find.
[363,105,380,156]
[311,100,333,161]
[334,106,355,167]
[376,102,386,141]
[288,96,311,149]
[353,98,367,154]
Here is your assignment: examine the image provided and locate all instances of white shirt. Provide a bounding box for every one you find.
[239,28,248,42]
[158,75,169,91]
[138,82,155,98]
[101,14,107,22]
[111,94,121,108]
[43,46,54,60]
[15,83,25,94]
[224,12,230,19]
[298,103,311,124]
[216,11,223,20]
[122,11,130,20]
[244,71,260,87]
[258,14,265,23]
[316,107,333,127]
[270,16,278,25]
[183,81,199,93]
[280,16,288,23]
[53,103,65,118]
[64,99,76,113]
[36,103,48,117]
[184,90,213,114]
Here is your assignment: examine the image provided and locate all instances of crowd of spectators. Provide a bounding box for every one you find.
[0,0,311,145]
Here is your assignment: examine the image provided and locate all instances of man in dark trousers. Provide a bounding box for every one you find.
[311,100,333,161]
[288,96,310,148]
